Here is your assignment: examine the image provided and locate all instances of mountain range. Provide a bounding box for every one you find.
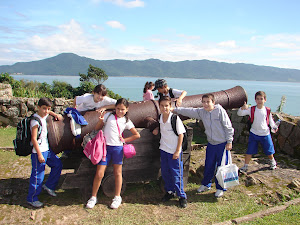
[1,53,300,82]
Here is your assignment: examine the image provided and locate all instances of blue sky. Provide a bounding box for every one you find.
[1,0,300,69]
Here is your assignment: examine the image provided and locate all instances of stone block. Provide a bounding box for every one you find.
[0,115,11,126]
[277,134,286,150]
[0,97,11,105]
[53,106,64,114]
[283,141,294,156]
[12,117,23,126]
[27,98,36,110]
[279,120,294,138]
[0,105,7,113]
[230,110,243,123]
[2,106,19,118]
[288,126,300,148]
[0,83,12,97]
[10,98,22,106]
[54,98,65,106]
[20,102,28,117]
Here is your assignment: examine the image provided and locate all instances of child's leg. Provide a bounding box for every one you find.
[113,164,123,196]
[241,132,258,170]
[267,154,274,160]
[27,151,48,202]
[168,153,187,199]
[201,143,218,188]
[213,143,227,191]
[160,150,175,193]
[44,150,62,190]
[244,154,252,164]
[91,165,107,197]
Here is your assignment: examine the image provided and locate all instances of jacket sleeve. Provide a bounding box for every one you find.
[173,107,202,120]
[237,107,251,117]
[220,108,234,143]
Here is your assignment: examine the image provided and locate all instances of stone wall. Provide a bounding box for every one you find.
[1,83,300,158]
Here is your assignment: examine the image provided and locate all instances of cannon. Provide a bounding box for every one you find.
[51,86,247,197]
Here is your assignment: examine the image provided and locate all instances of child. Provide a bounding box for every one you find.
[153,79,187,107]
[143,81,155,101]
[27,97,63,208]
[173,94,234,198]
[73,84,116,113]
[86,98,140,209]
[152,96,188,208]
[237,91,277,172]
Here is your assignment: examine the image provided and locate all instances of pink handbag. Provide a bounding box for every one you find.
[83,130,106,165]
[115,115,136,158]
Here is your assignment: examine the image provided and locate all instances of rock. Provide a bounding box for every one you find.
[0,83,12,97]
[0,97,11,105]
[283,142,294,156]
[27,98,36,110]
[54,98,64,106]
[30,211,36,220]
[289,178,300,188]
[279,120,294,138]
[245,175,259,186]
[288,126,300,148]
[0,115,11,126]
[10,98,22,106]
[2,106,19,118]
[20,102,28,117]
[277,134,286,150]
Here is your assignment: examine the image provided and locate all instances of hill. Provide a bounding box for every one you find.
[1,53,300,82]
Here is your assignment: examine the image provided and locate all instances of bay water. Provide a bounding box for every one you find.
[12,75,300,116]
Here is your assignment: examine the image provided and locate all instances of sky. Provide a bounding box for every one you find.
[1,0,300,69]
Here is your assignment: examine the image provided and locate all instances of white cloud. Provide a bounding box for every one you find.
[106,21,126,30]
[218,40,237,48]
[92,0,145,8]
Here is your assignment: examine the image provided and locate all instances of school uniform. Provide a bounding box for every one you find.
[159,112,187,199]
[27,113,62,203]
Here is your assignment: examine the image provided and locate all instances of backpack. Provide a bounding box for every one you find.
[247,106,271,131]
[158,88,175,99]
[159,114,188,151]
[13,115,42,156]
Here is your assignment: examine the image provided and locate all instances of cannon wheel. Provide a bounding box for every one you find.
[101,174,126,197]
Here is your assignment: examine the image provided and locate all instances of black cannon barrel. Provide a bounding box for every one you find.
[47,86,247,153]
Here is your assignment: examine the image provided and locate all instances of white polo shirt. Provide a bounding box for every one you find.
[159,112,186,154]
[30,113,49,153]
[76,94,117,112]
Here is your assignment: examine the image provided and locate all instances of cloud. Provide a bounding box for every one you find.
[251,33,300,49]
[217,40,237,48]
[106,21,126,30]
[92,0,145,8]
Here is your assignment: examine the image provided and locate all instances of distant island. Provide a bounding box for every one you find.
[1,53,300,82]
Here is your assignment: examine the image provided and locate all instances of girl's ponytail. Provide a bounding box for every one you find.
[143,81,154,93]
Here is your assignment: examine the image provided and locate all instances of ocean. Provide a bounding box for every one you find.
[11,75,300,116]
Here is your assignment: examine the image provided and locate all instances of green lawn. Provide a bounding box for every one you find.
[0,127,16,147]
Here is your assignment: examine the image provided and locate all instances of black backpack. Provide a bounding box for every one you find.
[157,88,175,99]
[13,115,42,156]
[159,114,188,151]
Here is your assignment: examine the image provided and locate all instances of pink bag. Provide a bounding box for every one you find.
[115,115,136,159]
[83,130,106,165]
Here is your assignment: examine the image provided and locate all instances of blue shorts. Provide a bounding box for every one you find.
[98,145,123,165]
[246,132,275,156]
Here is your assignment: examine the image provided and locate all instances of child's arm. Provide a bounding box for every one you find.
[173,133,183,159]
[49,111,63,121]
[237,102,250,116]
[96,104,115,114]
[73,97,77,108]
[176,90,187,107]
[152,127,159,135]
[95,112,105,130]
[220,108,234,150]
[31,125,45,163]
[173,107,201,120]
[123,128,140,143]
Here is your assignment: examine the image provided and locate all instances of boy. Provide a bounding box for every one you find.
[152,96,188,208]
[153,79,187,107]
[73,84,116,113]
[173,94,234,198]
[237,91,277,172]
[27,97,63,208]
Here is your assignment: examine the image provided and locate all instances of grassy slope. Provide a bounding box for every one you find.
[0,127,16,147]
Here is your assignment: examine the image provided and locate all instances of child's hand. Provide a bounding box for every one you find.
[98,111,105,120]
[119,135,125,143]
[55,114,63,121]
[96,107,106,114]
[38,154,45,163]
[152,127,159,135]
[225,143,232,151]
[175,99,182,107]
[241,101,249,110]
[173,151,180,159]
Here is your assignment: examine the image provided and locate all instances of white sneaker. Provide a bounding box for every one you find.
[28,200,43,208]
[86,196,97,209]
[197,185,211,193]
[110,196,122,209]
[269,159,277,170]
[42,184,57,197]
[239,165,248,173]
[215,190,224,198]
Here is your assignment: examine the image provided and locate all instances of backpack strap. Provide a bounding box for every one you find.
[250,106,255,123]
[169,88,175,98]
[31,116,43,139]
[266,107,271,126]
[171,114,178,136]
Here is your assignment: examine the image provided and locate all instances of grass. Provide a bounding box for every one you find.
[0,127,16,147]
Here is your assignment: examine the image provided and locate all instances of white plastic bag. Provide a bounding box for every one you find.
[216,149,239,189]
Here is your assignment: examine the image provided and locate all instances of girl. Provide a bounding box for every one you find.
[86,98,140,209]
[143,81,155,101]
[73,84,116,113]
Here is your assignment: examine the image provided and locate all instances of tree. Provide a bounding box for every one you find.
[79,64,108,85]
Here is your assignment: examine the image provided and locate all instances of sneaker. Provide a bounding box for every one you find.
[161,192,175,202]
[179,198,187,208]
[42,184,57,197]
[269,160,277,170]
[215,189,224,198]
[196,185,211,193]
[239,165,248,173]
[28,201,43,208]
[86,196,97,209]
[110,196,122,209]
